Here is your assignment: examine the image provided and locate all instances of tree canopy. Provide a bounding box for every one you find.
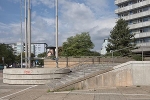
[16,52,35,63]
[37,52,47,58]
[0,43,15,64]
[106,18,135,56]
[61,32,95,56]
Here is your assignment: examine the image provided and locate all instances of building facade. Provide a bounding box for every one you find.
[8,42,25,56]
[100,39,108,55]
[31,43,47,57]
[115,0,150,53]
[9,42,47,57]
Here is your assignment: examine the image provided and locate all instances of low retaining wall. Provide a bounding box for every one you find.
[3,68,70,84]
[53,61,150,91]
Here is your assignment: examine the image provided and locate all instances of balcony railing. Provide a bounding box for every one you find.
[129,21,150,29]
[136,42,150,47]
[134,32,150,39]
[115,1,150,13]
[120,10,150,21]
[115,0,129,5]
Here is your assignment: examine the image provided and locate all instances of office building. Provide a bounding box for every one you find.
[115,0,150,54]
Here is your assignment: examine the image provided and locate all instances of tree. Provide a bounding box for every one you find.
[89,51,101,56]
[16,52,35,63]
[37,52,47,58]
[106,18,135,56]
[61,32,94,56]
[0,43,15,64]
[37,52,46,65]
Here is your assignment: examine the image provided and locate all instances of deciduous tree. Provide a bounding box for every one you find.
[0,43,15,64]
[61,32,94,56]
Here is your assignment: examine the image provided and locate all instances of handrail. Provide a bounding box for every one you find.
[49,57,95,89]
[69,58,94,72]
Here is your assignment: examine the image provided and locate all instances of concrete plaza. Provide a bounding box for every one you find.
[1,70,150,100]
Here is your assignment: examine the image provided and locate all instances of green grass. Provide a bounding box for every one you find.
[47,89,51,93]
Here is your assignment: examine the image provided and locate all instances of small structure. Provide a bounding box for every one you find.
[46,46,56,57]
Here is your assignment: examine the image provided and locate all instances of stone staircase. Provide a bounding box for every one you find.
[46,63,119,91]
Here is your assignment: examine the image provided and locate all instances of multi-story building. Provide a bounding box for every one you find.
[9,42,47,57]
[8,42,24,56]
[100,39,108,55]
[31,43,47,57]
[115,0,150,54]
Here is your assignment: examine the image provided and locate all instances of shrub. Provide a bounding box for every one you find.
[132,54,142,61]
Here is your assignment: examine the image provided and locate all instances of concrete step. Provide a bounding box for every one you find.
[47,64,117,91]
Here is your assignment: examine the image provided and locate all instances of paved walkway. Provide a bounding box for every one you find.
[1,83,150,100]
[1,71,150,100]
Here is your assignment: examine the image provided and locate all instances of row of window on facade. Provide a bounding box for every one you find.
[127,16,150,25]
[118,6,149,17]
[8,42,47,57]
[135,37,150,43]
[118,0,146,8]
[131,26,150,34]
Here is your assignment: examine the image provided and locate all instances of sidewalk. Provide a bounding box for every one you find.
[1,71,150,100]
[1,85,150,100]
[36,86,150,100]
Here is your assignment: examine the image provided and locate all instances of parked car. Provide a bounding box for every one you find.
[0,64,4,70]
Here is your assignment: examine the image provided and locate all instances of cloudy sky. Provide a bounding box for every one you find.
[0,0,117,52]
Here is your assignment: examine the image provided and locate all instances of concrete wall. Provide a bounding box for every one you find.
[54,61,150,91]
[3,68,70,85]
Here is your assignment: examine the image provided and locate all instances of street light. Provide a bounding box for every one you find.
[141,39,144,61]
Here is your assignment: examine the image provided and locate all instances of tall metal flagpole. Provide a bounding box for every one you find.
[20,0,23,68]
[55,0,58,68]
[27,0,31,68]
[25,0,28,68]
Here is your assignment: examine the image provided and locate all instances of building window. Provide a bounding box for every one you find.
[143,17,149,22]
[139,29,143,33]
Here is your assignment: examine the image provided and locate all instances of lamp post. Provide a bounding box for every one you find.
[141,39,144,61]
[111,51,114,63]
[142,47,143,61]
[2,57,4,66]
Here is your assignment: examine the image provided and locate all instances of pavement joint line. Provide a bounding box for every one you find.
[123,93,150,96]
[0,85,37,100]
[128,98,150,100]
[0,85,35,87]
[53,91,150,96]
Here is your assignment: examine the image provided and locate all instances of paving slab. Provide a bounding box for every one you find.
[1,70,150,100]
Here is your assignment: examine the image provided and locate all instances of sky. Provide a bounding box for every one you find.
[0,0,117,52]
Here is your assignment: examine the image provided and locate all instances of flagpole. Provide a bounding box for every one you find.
[25,0,28,68]
[27,0,31,68]
[55,0,58,68]
[20,0,23,68]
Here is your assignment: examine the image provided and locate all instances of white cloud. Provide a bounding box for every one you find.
[1,0,116,52]
[31,0,55,8]
[0,22,22,43]
[30,0,116,51]
[84,0,108,12]
[56,0,116,51]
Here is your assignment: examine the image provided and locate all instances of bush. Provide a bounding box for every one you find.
[132,54,142,61]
